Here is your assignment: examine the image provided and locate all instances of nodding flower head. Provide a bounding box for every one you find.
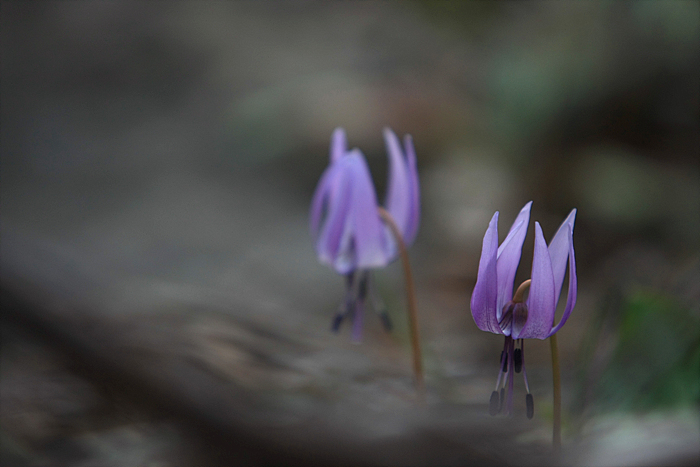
[310,127,420,341]
[470,202,577,417]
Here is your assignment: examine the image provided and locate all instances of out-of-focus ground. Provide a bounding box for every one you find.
[1,2,698,466]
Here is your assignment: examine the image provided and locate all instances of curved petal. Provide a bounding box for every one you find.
[548,209,576,306]
[316,162,352,268]
[312,128,418,275]
[549,223,577,336]
[312,129,350,238]
[330,127,347,164]
[496,201,532,319]
[470,212,502,334]
[383,128,411,239]
[309,164,336,238]
[516,222,556,339]
[402,133,420,246]
[332,213,356,274]
[343,150,388,270]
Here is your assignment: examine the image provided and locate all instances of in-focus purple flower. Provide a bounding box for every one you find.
[310,127,420,341]
[470,202,577,417]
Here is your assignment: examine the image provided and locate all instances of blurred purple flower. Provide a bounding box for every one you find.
[470,202,577,417]
[310,127,420,341]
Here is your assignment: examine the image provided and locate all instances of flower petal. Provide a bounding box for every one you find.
[496,201,532,319]
[332,211,356,274]
[315,162,352,268]
[549,223,577,336]
[311,129,350,238]
[309,164,336,238]
[402,133,420,246]
[516,222,556,339]
[384,128,411,240]
[312,128,418,275]
[548,209,576,306]
[330,127,347,164]
[470,212,502,334]
[342,150,388,270]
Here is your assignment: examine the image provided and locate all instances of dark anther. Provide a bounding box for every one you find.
[380,312,393,332]
[501,351,508,371]
[499,387,505,413]
[331,314,344,333]
[514,348,522,373]
[526,393,534,419]
[489,391,500,416]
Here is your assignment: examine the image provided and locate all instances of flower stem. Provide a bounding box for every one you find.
[377,207,424,396]
[549,333,561,452]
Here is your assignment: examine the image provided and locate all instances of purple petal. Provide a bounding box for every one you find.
[549,223,577,336]
[315,163,352,268]
[516,222,556,339]
[495,202,532,319]
[383,128,411,241]
[402,133,420,246]
[342,150,388,270]
[331,217,355,274]
[310,164,336,238]
[330,127,347,163]
[470,212,502,334]
[311,129,350,238]
[548,209,576,306]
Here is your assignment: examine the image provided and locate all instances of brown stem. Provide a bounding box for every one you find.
[377,207,424,396]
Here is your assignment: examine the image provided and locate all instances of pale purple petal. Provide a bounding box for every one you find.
[495,202,532,319]
[315,162,352,267]
[402,134,420,246]
[344,150,388,270]
[549,223,577,336]
[548,209,576,306]
[330,127,347,163]
[383,128,411,239]
[311,128,419,276]
[470,212,503,334]
[312,128,350,239]
[309,164,336,238]
[332,215,356,274]
[516,222,556,339]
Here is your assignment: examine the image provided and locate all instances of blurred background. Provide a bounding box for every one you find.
[1,1,698,466]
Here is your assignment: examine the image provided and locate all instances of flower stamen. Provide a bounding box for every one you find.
[366,276,392,332]
[521,339,534,419]
[332,272,356,332]
[514,347,522,373]
[351,271,370,342]
[489,281,536,417]
[505,336,515,415]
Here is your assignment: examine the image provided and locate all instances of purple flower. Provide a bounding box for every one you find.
[470,202,577,417]
[310,128,420,341]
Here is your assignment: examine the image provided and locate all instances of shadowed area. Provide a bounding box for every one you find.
[2,2,698,466]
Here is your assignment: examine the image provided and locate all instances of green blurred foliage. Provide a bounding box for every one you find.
[593,291,700,411]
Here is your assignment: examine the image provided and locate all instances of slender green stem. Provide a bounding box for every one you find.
[378,207,424,396]
[550,333,561,452]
